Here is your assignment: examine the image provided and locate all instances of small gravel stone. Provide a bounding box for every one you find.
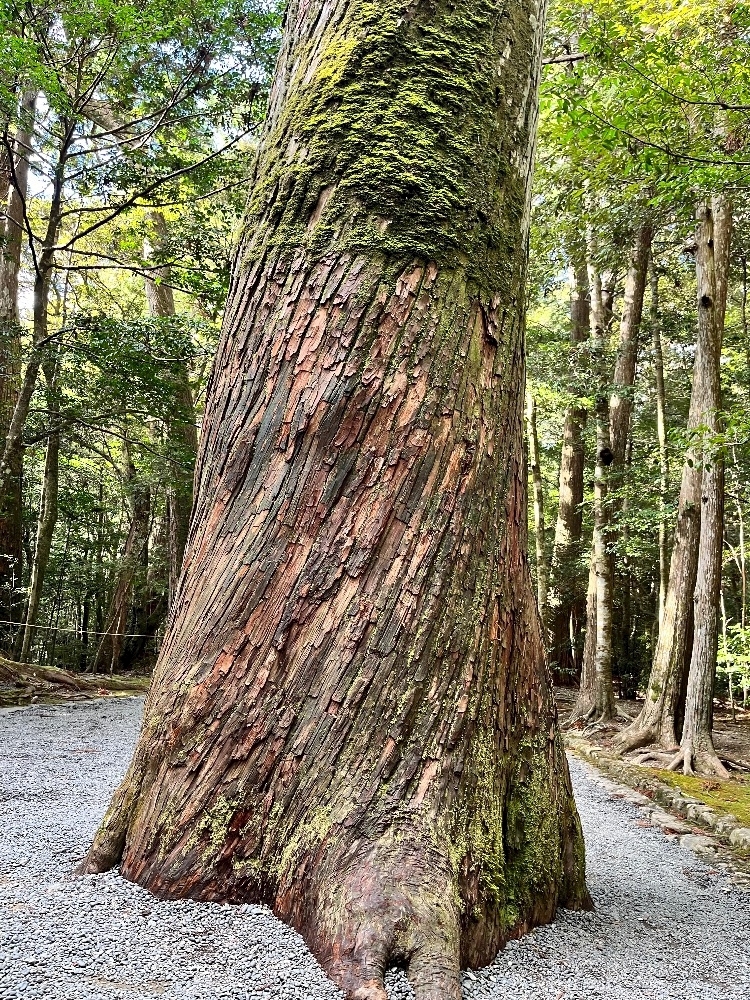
[1,700,749,999]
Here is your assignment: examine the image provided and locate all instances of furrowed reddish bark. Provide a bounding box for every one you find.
[81,2,590,995]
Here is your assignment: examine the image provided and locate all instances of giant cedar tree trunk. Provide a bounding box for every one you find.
[80,3,590,996]
[548,260,588,681]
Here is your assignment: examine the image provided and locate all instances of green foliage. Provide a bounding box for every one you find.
[0,0,283,668]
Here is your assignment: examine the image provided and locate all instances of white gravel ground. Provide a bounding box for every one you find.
[1,697,749,1000]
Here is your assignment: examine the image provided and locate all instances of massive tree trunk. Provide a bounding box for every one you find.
[616,200,732,756]
[143,210,197,606]
[548,261,588,680]
[80,3,590,996]
[671,197,732,777]
[526,392,548,628]
[0,91,36,638]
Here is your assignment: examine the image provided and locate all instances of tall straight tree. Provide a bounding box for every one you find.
[80,3,590,997]
[526,392,548,627]
[143,211,197,606]
[616,201,732,757]
[670,196,732,776]
[0,91,35,631]
[569,256,616,722]
[571,223,651,723]
[548,258,588,678]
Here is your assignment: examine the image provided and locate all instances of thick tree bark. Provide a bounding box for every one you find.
[144,211,197,606]
[548,261,588,680]
[671,197,732,777]
[80,3,590,996]
[0,92,36,636]
[526,392,548,628]
[616,201,732,756]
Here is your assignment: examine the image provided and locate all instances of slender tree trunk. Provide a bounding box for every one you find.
[574,225,651,723]
[617,200,732,755]
[0,121,71,532]
[671,197,732,776]
[651,268,669,629]
[93,451,151,674]
[19,423,59,664]
[143,210,197,606]
[609,224,652,463]
[548,261,588,680]
[571,255,616,721]
[16,187,60,664]
[0,91,36,640]
[526,392,548,627]
[591,391,615,720]
[80,5,590,996]
[737,495,746,631]
[570,547,598,722]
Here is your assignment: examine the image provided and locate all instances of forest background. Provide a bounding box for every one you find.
[1,0,749,775]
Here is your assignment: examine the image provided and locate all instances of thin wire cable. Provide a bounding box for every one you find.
[0,619,156,639]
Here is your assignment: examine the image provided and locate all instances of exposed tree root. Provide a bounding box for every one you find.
[565,701,596,729]
[627,749,678,767]
[0,654,149,706]
[612,722,664,756]
[717,754,750,773]
[306,845,463,1000]
[612,726,651,756]
[666,743,730,779]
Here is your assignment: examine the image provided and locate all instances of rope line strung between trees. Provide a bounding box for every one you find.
[0,620,155,639]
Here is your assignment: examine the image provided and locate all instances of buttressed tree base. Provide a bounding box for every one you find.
[80,1,591,996]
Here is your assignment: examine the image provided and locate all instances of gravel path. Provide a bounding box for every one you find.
[1,698,750,1000]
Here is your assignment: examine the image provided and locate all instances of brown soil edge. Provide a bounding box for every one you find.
[565,732,750,885]
[0,654,150,707]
